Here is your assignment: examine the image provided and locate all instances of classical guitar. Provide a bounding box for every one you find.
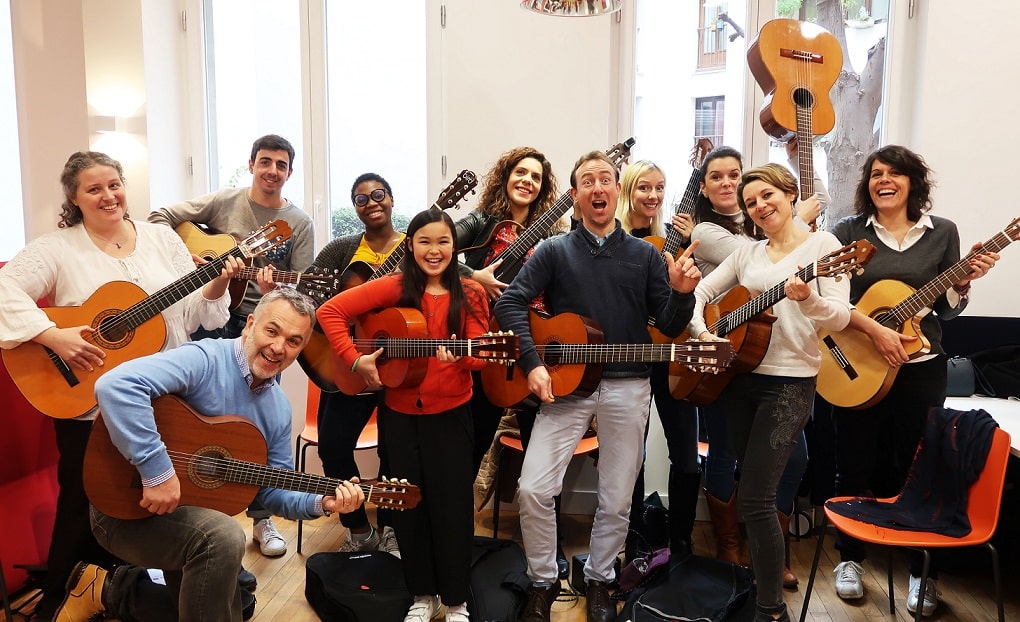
[817,218,1020,409]
[299,171,479,393]
[83,395,421,520]
[1,221,291,419]
[647,138,713,345]
[174,222,341,308]
[480,311,735,409]
[669,239,876,406]
[747,19,842,231]
[331,307,520,396]
[481,138,636,285]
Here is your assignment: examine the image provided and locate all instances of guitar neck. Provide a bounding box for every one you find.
[796,119,815,199]
[712,263,816,337]
[661,167,704,258]
[538,341,728,365]
[357,338,482,358]
[881,230,1016,328]
[369,247,405,282]
[491,191,573,281]
[233,266,302,285]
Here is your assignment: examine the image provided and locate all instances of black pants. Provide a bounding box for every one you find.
[469,370,504,476]
[382,403,474,605]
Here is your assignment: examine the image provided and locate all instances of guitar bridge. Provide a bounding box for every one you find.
[823,335,858,380]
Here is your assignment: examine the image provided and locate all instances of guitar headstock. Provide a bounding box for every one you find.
[367,476,422,511]
[432,169,479,210]
[607,137,637,169]
[677,340,736,373]
[816,239,877,281]
[238,220,292,259]
[1003,217,1020,242]
[474,331,520,363]
[298,266,342,305]
[690,137,715,169]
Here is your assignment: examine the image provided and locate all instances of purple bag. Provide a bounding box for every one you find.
[619,547,671,591]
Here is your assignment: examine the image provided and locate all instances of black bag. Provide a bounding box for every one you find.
[970,345,1020,398]
[467,537,531,622]
[619,555,755,622]
[305,551,412,622]
[628,491,670,560]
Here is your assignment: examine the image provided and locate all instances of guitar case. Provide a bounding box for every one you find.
[305,551,411,622]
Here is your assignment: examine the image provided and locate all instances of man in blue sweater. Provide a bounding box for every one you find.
[54,288,365,622]
[493,150,702,622]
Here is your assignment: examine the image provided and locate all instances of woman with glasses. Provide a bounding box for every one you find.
[302,173,404,558]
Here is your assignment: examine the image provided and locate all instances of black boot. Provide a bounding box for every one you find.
[521,581,559,622]
[668,468,702,561]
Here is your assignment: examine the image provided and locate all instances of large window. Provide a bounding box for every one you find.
[0,0,24,260]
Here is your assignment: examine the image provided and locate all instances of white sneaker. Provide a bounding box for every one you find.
[906,575,940,617]
[445,602,469,622]
[339,526,381,553]
[833,561,865,600]
[379,526,402,558]
[405,595,441,622]
[252,518,287,557]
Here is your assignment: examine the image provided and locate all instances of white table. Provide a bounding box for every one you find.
[945,395,1020,457]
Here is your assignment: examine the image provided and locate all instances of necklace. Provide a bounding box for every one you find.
[84,223,129,249]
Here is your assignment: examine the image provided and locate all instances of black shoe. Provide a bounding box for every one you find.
[241,589,257,620]
[238,567,257,592]
[585,580,617,622]
[521,581,559,622]
[556,545,569,579]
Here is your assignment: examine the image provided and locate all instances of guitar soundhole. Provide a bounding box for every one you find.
[188,446,231,490]
[539,340,562,367]
[93,310,133,348]
[792,87,814,110]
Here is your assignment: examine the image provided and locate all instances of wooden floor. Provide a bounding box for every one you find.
[6,507,1017,621]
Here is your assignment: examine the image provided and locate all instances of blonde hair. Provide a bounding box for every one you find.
[736,163,799,212]
[616,160,666,237]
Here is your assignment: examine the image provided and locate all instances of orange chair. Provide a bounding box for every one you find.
[295,381,379,553]
[490,430,600,538]
[799,426,1011,622]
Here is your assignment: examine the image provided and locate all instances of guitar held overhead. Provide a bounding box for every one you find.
[669,239,876,406]
[817,218,1020,409]
[299,170,479,394]
[747,18,842,231]
[83,395,421,520]
[332,306,520,396]
[1,220,291,419]
[480,311,735,409]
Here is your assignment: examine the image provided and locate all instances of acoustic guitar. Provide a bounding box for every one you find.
[647,138,713,345]
[331,307,520,396]
[747,19,842,232]
[83,395,421,520]
[299,171,479,393]
[669,239,876,406]
[480,311,735,409]
[817,218,1020,409]
[475,138,636,285]
[1,220,291,419]
[174,221,342,308]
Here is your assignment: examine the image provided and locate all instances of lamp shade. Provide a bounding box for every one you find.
[521,0,623,17]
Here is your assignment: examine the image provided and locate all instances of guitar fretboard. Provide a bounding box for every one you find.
[537,342,731,367]
[711,263,818,337]
[233,267,303,285]
[354,338,496,359]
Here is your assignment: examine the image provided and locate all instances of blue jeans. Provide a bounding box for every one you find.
[91,505,246,622]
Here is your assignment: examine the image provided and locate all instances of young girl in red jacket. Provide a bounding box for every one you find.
[317,209,490,622]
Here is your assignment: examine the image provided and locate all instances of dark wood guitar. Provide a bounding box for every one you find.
[174,222,341,308]
[647,138,713,345]
[299,171,479,393]
[1,221,291,419]
[480,138,636,285]
[669,239,876,405]
[83,395,421,520]
[747,19,842,231]
[817,219,1020,409]
[480,311,735,409]
[331,307,520,396]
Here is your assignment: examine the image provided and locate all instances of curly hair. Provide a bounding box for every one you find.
[475,147,559,227]
[853,145,934,221]
[616,160,666,237]
[58,151,127,228]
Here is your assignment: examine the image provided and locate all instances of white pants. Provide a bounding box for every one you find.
[518,377,650,583]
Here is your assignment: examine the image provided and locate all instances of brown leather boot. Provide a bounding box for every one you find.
[777,511,798,589]
[55,562,108,622]
[521,581,559,622]
[704,490,742,564]
[585,580,617,622]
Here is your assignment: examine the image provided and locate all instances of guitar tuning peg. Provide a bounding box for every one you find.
[381,475,390,483]
[399,478,409,485]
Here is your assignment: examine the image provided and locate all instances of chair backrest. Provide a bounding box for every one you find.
[963,427,1011,540]
[302,379,320,443]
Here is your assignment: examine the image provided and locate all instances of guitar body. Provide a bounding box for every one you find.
[332,307,429,396]
[338,261,376,292]
[668,286,776,405]
[481,311,604,409]
[174,221,237,261]
[85,397,267,519]
[642,235,666,252]
[747,19,842,140]
[298,328,341,393]
[817,279,929,409]
[1,281,168,418]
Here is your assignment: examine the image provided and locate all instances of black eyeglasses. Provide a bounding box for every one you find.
[353,188,388,207]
